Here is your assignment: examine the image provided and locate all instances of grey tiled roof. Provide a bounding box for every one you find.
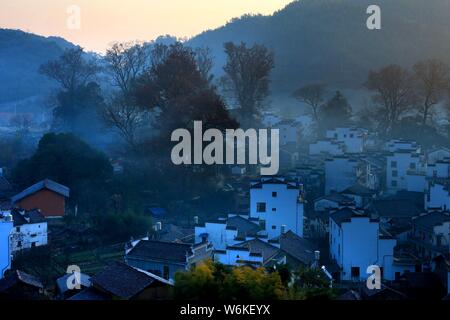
[279,231,316,265]
[413,211,450,230]
[91,262,166,299]
[12,179,70,203]
[342,184,376,196]
[11,209,46,226]
[330,207,372,226]
[226,215,261,237]
[235,238,280,263]
[371,199,422,218]
[68,287,108,300]
[0,270,44,292]
[315,193,353,203]
[56,273,91,294]
[250,177,299,189]
[127,240,192,264]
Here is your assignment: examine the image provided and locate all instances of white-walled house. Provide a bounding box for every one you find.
[194,214,262,250]
[329,207,397,281]
[426,160,450,179]
[194,220,237,250]
[411,210,450,259]
[386,150,424,194]
[326,128,368,153]
[214,238,283,267]
[358,157,384,191]
[10,209,48,254]
[405,172,427,193]
[195,177,305,260]
[309,139,345,156]
[125,240,212,281]
[279,145,300,170]
[214,246,264,267]
[0,211,13,279]
[250,177,304,239]
[385,140,421,153]
[341,184,377,208]
[277,119,301,146]
[325,156,359,195]
[426,182,450,210]
[314,194,354,212]
[262,112,281,128]
[427,147,450,165]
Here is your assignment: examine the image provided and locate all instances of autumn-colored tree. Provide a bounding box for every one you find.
[222,266,285,300]
[173,260,222,300]
[173,260,284,300]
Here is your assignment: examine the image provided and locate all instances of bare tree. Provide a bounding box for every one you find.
[293,83,326,128]
[39,47,100,92]
[195,47,214,82]
[103,42,150,148]
[365,65,415,135]
[102,95,146,149]
[39,47,102,130]
[105,42,149,96]
[413,59,450,126]
[222,42,274,127]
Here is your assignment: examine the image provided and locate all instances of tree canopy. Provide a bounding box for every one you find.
[174,260,284,300]
[222,42,274,128]
[12,133,113,206]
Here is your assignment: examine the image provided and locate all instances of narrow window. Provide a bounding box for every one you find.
[257,202,266,213]
[351,267,360,279]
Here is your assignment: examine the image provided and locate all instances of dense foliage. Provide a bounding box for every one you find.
[174,261,335,300]
[12,133,113,208]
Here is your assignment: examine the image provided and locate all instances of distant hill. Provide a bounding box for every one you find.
[2,1,450,106]
[188,0,450,93]
[0,29,77,103]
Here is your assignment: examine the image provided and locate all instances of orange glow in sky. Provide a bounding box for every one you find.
[0,0,293,53]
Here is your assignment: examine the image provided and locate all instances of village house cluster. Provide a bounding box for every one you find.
[0,119,450,300]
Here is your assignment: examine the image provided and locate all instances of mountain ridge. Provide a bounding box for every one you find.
[0,28,77,103]
[188,0,450,92]
[1,0,450,106]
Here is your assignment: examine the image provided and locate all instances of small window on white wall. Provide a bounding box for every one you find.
[257,202,266,212]
[351,267,360,279]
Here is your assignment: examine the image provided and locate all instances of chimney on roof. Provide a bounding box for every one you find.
[311,250,321,269]
[315,250,320,262]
